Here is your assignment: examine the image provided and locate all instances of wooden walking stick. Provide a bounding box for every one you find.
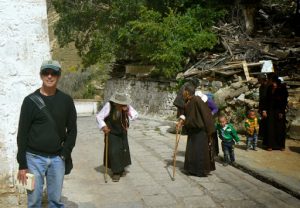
[172,128,181,181]
[104,133,108,183]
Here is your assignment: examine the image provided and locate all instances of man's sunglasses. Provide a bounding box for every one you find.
[41,69,61,76]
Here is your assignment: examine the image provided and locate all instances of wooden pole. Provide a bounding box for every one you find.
[104,134,108,183]
[172,129,181,180]
[242,60,251,81]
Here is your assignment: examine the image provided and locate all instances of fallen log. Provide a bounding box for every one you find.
[285,81,300,86]
[183,61,263,78]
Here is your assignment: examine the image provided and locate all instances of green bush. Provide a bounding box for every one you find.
[118,6,223,78]
[58,63,110,99]
[58,70,91,99]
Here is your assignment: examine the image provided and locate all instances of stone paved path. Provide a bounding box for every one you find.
[2,116,299,208]
[61,116,300,208]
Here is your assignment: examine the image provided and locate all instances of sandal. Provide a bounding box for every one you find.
[112,174,120,182]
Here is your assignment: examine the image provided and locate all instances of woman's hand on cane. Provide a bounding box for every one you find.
[176,119,184,132]
[102,126,111,134]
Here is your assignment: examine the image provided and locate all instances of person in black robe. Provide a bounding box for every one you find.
[96,92,138,182]
[173,78,219,157]
[173,77,200,118]
[177,84,216,177]
[263,76,288,151]
[258,73,269,141]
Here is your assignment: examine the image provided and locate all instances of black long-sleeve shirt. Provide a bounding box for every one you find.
[16,89,77,169]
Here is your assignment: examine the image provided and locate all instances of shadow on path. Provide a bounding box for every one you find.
[94,165,105,173]
[62,196,78,208]
[164,159,185,181]
[289,146,300,154]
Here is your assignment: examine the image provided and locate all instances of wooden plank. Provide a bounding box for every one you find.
[242,61,251,81]
[285,81,300,86]
[288,88,300,94]
[183,61,263,78]
[215,69,243,76]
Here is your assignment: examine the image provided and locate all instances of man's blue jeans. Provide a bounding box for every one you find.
[26,152,65,208]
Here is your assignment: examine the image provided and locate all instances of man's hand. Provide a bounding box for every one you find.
[102,126,111,134]
[17,169,28,185]
[208,136,213,146]
[262,111,267,118]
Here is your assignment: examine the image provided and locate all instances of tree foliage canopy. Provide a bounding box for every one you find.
[52,0,226,78]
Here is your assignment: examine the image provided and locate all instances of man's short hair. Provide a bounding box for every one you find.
[189,77,200,88]
[218,114,226,120]
[247,109,256,115]
[258,73,267,80]
[267,72,278,81]
[184,84,195,95]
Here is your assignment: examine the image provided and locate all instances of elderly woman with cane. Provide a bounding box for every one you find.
[176,84,215,177]
[96,92,138,182]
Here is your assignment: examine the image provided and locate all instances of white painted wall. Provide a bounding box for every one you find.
[0,0,50,184]
[75,100,98,116]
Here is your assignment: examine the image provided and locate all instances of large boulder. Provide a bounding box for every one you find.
[214,85,249,106]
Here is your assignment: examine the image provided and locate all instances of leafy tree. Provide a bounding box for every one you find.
[118,6,224,78]
[52,0,225,78]
[145,0,200,14]
[53,0,145,66]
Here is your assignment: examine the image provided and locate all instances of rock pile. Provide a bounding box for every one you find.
[195,74,299,140]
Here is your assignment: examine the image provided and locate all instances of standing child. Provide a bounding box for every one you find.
[216,115,240,166]
[245,109,259,151]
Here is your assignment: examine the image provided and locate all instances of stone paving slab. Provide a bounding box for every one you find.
[2,116,300,207]
[226,137,300,198]
[161,115,300,199]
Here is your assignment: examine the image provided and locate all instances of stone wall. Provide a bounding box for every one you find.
[0,0,50,186]
[103,79,177,118]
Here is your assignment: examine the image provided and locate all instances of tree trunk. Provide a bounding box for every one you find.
[239,0,261,35]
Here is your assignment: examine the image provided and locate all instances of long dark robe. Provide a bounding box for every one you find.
[104,102,131,173]
[259,82,269,140]
[264,84,288,149]
[183,96,215,176]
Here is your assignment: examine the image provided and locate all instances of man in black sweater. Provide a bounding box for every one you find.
[16,60,77,208]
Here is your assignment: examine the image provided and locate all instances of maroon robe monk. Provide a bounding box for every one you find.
[177,84,216,177]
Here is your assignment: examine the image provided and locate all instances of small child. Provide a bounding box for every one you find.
[216,115,240,166]
[245,109,259,151]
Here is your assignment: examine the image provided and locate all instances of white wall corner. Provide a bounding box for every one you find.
[0,0,51,185]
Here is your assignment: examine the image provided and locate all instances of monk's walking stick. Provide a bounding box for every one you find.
[104,133,108,183]
[172,128,181,181]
